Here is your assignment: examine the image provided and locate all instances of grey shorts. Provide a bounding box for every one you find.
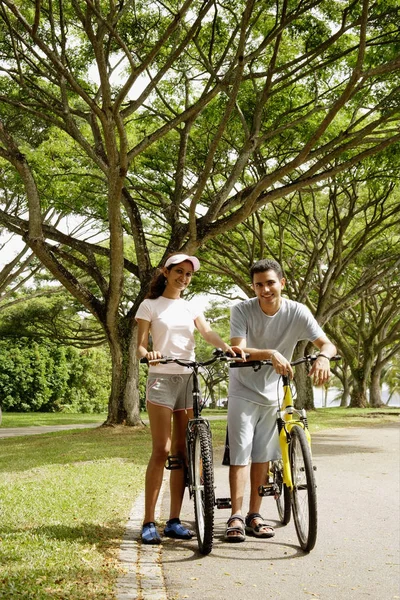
[227,396,280,465]
[146,373,194,412]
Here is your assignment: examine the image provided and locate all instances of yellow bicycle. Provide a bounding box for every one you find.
[230,354,340,552]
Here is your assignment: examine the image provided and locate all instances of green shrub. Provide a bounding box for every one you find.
[0,340,111,413]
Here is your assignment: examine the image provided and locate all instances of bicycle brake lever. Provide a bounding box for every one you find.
[213,348,225,357]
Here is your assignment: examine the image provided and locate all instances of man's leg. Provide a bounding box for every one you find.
[226,464,248,541]
[226,397,255,541]
[245,404,279,538]
[249,461,269,515]
[229,464,249,516]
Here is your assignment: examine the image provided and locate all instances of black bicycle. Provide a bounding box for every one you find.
[141,349,241,555]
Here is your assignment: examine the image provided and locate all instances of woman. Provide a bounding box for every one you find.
[136,253,243,544]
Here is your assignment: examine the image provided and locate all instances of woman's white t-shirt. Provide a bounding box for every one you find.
[135,296,203,374]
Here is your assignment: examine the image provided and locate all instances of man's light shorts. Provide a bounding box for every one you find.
[146,373,194,412]
[227,396,280,465]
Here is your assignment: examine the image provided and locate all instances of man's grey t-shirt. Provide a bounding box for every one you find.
[229,297,324,406]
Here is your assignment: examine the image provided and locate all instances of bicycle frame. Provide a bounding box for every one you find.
[184,360,210,500]
[277,374,311,491]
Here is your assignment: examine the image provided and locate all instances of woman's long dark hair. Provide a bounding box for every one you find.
[145,253,182,299]
[146,267,170,299]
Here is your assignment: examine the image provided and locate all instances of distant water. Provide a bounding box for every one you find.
[313,387,400,408]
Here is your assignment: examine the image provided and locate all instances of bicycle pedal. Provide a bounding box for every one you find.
[216,497,232,509]
[258,484,276,497]
[165,455,183,470]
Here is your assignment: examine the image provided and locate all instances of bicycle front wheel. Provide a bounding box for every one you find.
[290,425,317,552]
[192,422,215,555]
[271,460,291,525]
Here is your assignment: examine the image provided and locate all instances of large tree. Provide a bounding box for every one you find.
[0,0,399,423]
[329,280,400,407]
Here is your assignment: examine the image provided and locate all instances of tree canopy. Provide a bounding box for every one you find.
[203,164,400,407]
[0,0,399,422]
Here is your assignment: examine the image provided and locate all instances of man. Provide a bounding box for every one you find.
[225,259,337,542]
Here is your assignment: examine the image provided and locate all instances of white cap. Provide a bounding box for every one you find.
[164,254,200,272]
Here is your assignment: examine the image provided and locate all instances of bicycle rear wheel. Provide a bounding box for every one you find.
[192,422,215,555]
[271,460,291,525]
[290,425,317,552]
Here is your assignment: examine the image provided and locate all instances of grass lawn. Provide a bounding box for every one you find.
[0,425,151,600]
[0,412,107,428]
[0,408,398,599]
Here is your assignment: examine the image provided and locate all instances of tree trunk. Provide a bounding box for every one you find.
[369,367,384,407]
[323,385,329,407]
[350,369,369,407]
[209,390,217,410]
[294,363,315,410]
[340,377,351,407]
[123,320,142,425]
[206,376,222,409]
[293,341,315,410]
[104,319,142,426]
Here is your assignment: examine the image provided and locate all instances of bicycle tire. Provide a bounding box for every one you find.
[290,425,317,552]
[192,422,215,555]
[271,460,291,525]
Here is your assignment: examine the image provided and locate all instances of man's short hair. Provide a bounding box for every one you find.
[250,259,284,280]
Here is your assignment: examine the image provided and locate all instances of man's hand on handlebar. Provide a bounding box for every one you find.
[270,351,294,379]
[308,355,331,387]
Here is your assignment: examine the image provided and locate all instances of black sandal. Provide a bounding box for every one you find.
[225,514,246,543]
[245,512,275,538]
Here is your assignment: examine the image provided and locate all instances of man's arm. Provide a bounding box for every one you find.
[230,337,294,378]
[308,335,337,386]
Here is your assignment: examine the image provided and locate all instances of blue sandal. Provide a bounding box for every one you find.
[141,521,161,544]
[164,518,193,540]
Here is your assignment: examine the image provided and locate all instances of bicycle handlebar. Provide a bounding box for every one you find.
[140,348,248,368]
[229,354,341,369]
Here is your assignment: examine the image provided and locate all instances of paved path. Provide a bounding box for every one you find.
[0,423,100,437]
[0,416,221,438]
[3,421,399,599]
[155,425,400,600]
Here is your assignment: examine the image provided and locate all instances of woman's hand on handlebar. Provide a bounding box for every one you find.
[222,344,247,360]
[144,350,163,365]
[271,351,294,378]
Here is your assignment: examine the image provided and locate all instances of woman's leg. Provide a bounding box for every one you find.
[169,408,193,519]
[144,401,173,524]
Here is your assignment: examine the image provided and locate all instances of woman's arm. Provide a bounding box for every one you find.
[195,315,245,357]
[136,319,150,358]
[136,318,163,361]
